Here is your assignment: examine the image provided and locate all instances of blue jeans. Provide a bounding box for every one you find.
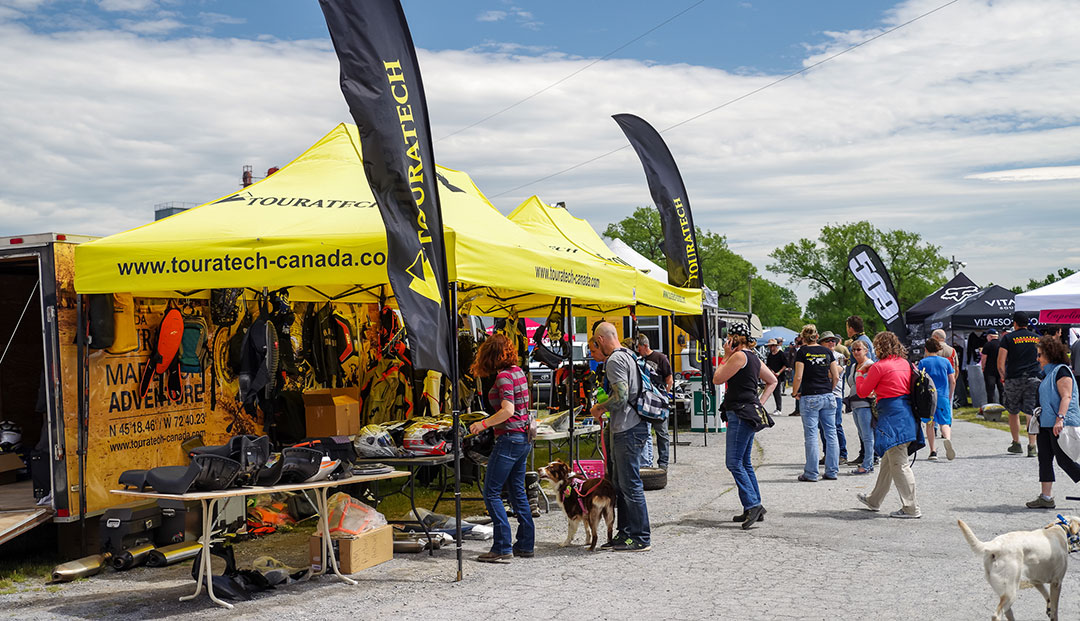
[801,393,838,479]
[612,421,651,546]
[852,406,875,471]
[642,419,670,468]
[725,414,760,510]
[482,434,534,555]
[818,397,848,459]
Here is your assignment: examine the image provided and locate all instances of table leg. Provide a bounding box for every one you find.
[315,487,357,585]
[179,498,233,610]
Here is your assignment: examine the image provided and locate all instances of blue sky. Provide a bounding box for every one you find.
[1,0,1079,307]
[21,1,896,72]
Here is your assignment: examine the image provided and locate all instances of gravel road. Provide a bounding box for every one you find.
[4,394,1078,620]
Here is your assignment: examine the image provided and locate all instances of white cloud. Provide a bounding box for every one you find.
[0,0,1078,301]
[197,11,244,27]
[116,17,182,34]
[476,10,506,22]
[98,0,155,11]
[966,166,1080,182]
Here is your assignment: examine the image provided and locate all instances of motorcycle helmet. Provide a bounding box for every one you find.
[354,425,398,458]
[0,421,22,453]
[404,424,449,456]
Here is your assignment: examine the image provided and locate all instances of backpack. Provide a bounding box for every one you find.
[909,362,938,423]
[613,349,669,423]
[178,314,210,373]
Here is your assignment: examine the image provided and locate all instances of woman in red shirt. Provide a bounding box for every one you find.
[854,332,925,519]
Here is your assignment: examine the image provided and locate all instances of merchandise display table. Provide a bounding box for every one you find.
[111,470,408,609]
[352,455,459,550]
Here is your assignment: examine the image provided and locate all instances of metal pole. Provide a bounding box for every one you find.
[565,298,577,466]
[747,273,753,314]
[76,294,88,556]
[449,283,463,582]
[701,313,712,447]
[668,313,678,462]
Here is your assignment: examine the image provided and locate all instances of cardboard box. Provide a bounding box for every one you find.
[303,387,361,437]
[0,452,25,485]
[309,525,393,574]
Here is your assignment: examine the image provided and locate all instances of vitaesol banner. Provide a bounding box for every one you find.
[320,0,451,374]
[847,244,907,340]
[613,113,703,341]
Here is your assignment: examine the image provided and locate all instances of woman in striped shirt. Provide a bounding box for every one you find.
[469,334,534,562]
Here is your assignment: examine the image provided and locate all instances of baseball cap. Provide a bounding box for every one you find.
[984,328,998,335]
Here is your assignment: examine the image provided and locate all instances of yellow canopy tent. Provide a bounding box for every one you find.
[507,196,702,316]
[74,124,638,316]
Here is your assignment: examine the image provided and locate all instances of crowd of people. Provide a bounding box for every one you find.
[469,309,1080,561]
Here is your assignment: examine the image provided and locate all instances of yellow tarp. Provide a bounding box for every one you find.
[508,197,702,315]
[74,124,639,315]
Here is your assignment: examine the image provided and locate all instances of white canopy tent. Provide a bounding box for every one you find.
[1015,272,1080,314]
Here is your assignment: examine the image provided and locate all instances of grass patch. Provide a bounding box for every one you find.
[954,406,1027,434]
[0,560,56,592]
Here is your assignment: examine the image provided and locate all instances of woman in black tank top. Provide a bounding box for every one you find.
[713,323,778,530]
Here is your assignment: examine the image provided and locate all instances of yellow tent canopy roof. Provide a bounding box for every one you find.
[508,196,702,315]
[74,124,643,316]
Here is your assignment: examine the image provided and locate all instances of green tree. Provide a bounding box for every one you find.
[1007,267,1077,293]
[767,221,948,335]
[603,207,803,329]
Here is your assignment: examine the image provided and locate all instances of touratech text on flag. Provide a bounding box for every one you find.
[613,113,703,341]
[847,244,908,340]
[320,0,451,374]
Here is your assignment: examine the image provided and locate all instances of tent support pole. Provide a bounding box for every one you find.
[702,312,712,447]
[450,282,463,582]
[76,294,88,556]
[669,312,678,463]
[566,299,577,466]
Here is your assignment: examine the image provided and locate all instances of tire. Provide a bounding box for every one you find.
[640,467,667,491]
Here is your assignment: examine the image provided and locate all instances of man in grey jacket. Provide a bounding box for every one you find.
[590,322,651,552]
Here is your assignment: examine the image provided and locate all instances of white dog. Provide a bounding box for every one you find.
[958,516,1080,621]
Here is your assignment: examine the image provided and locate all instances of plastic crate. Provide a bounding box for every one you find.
[574,459,605,479]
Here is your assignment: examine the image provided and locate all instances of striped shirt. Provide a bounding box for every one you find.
[487,366,530,435]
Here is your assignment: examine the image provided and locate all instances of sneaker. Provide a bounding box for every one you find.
[873,456,880,466]
[856,493,879,512]
[943,438,955,461]
[839,457,848,465]
[1026,495,1055,509]
[927,451,938,461]
[600,533,625,550]
[1008,441,1022,454]
[788,411,801,417]
[849,466,872,475]
[822,474,838,481]
[610,537,650,552]
[797,474,817,482]
[889,509,922,519]
[1028,445,1038,458]
[476,552,512,563]
[741,505,766,530]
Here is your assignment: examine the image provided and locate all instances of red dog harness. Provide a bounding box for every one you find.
[561,472,603,515]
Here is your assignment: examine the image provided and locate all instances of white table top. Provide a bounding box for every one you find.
[110,470,408,501]
[535,424,602,442]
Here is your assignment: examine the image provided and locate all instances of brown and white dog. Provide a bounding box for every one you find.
[538,460,615,551]
[958,516,1080,621]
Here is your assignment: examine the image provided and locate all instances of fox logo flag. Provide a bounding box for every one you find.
[613,113,703,342]
[848,244,908,340]
[320,0,451,374]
